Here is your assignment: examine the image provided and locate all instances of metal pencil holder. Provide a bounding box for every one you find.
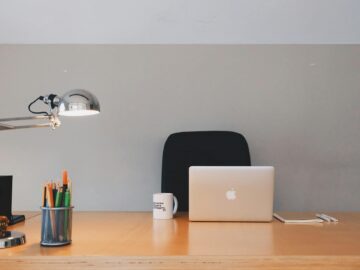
[40,206,73,247]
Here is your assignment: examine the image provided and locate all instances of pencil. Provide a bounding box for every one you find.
[55,187,63,208]
[62,170,68,190]
[41,184,46,207]
[46,183,55,207]
[68,178,72,197]
[46,183,56,238]
[54,186,63,240]
[52,182,57,203]
[63,190,71,240]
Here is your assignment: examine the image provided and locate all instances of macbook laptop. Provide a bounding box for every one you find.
[0,176,25,225]
[189,166,274,222]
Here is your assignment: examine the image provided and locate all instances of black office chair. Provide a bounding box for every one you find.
[161,131,251,211]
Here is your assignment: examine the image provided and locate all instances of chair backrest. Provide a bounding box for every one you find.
[161,131,251,211]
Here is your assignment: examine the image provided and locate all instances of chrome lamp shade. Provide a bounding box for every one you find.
[59,89,100,116]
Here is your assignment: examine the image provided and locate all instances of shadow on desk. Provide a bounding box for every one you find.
[188,221,274,255]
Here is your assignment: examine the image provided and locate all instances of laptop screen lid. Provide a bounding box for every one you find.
[189,166,274,222]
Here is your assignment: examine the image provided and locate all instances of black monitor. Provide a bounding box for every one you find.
[0,176,25,225]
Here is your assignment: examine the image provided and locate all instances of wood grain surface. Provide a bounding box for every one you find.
[1,212,360,269]
[1,256,360,270]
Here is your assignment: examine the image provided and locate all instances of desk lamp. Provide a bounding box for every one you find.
[0,89,100,248]
[0,89,100,131]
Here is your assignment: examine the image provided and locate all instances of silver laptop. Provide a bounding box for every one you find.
[189,166,274,222]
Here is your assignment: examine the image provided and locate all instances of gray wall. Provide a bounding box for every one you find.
[0,45,359,211]
[1,0,359,43]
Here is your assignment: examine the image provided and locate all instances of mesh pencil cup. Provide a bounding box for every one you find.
[40,206,73,246]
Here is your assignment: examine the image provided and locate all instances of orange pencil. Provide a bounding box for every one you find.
[62,170,68,190]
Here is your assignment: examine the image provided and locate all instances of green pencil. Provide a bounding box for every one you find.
[64,190,71,207]
[55,187,63,208]
[63,190,71,241]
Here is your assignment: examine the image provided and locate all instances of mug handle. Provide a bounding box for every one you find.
[173,196,178,215]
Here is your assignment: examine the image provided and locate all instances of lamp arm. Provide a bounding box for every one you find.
[0,115,50,122]
[0,114,61,131]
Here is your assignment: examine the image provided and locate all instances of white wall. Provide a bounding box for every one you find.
[1,45,360,211]
[0,0,359,44]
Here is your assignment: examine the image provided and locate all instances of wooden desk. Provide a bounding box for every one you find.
[1,212,360,269]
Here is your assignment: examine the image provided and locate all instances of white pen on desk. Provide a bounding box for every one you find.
[316,214,331,222]
[321,214,338,222]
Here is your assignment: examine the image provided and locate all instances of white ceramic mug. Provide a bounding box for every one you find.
[153,193,178,219]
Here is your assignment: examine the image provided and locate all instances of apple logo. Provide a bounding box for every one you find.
[226,188,236,200]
